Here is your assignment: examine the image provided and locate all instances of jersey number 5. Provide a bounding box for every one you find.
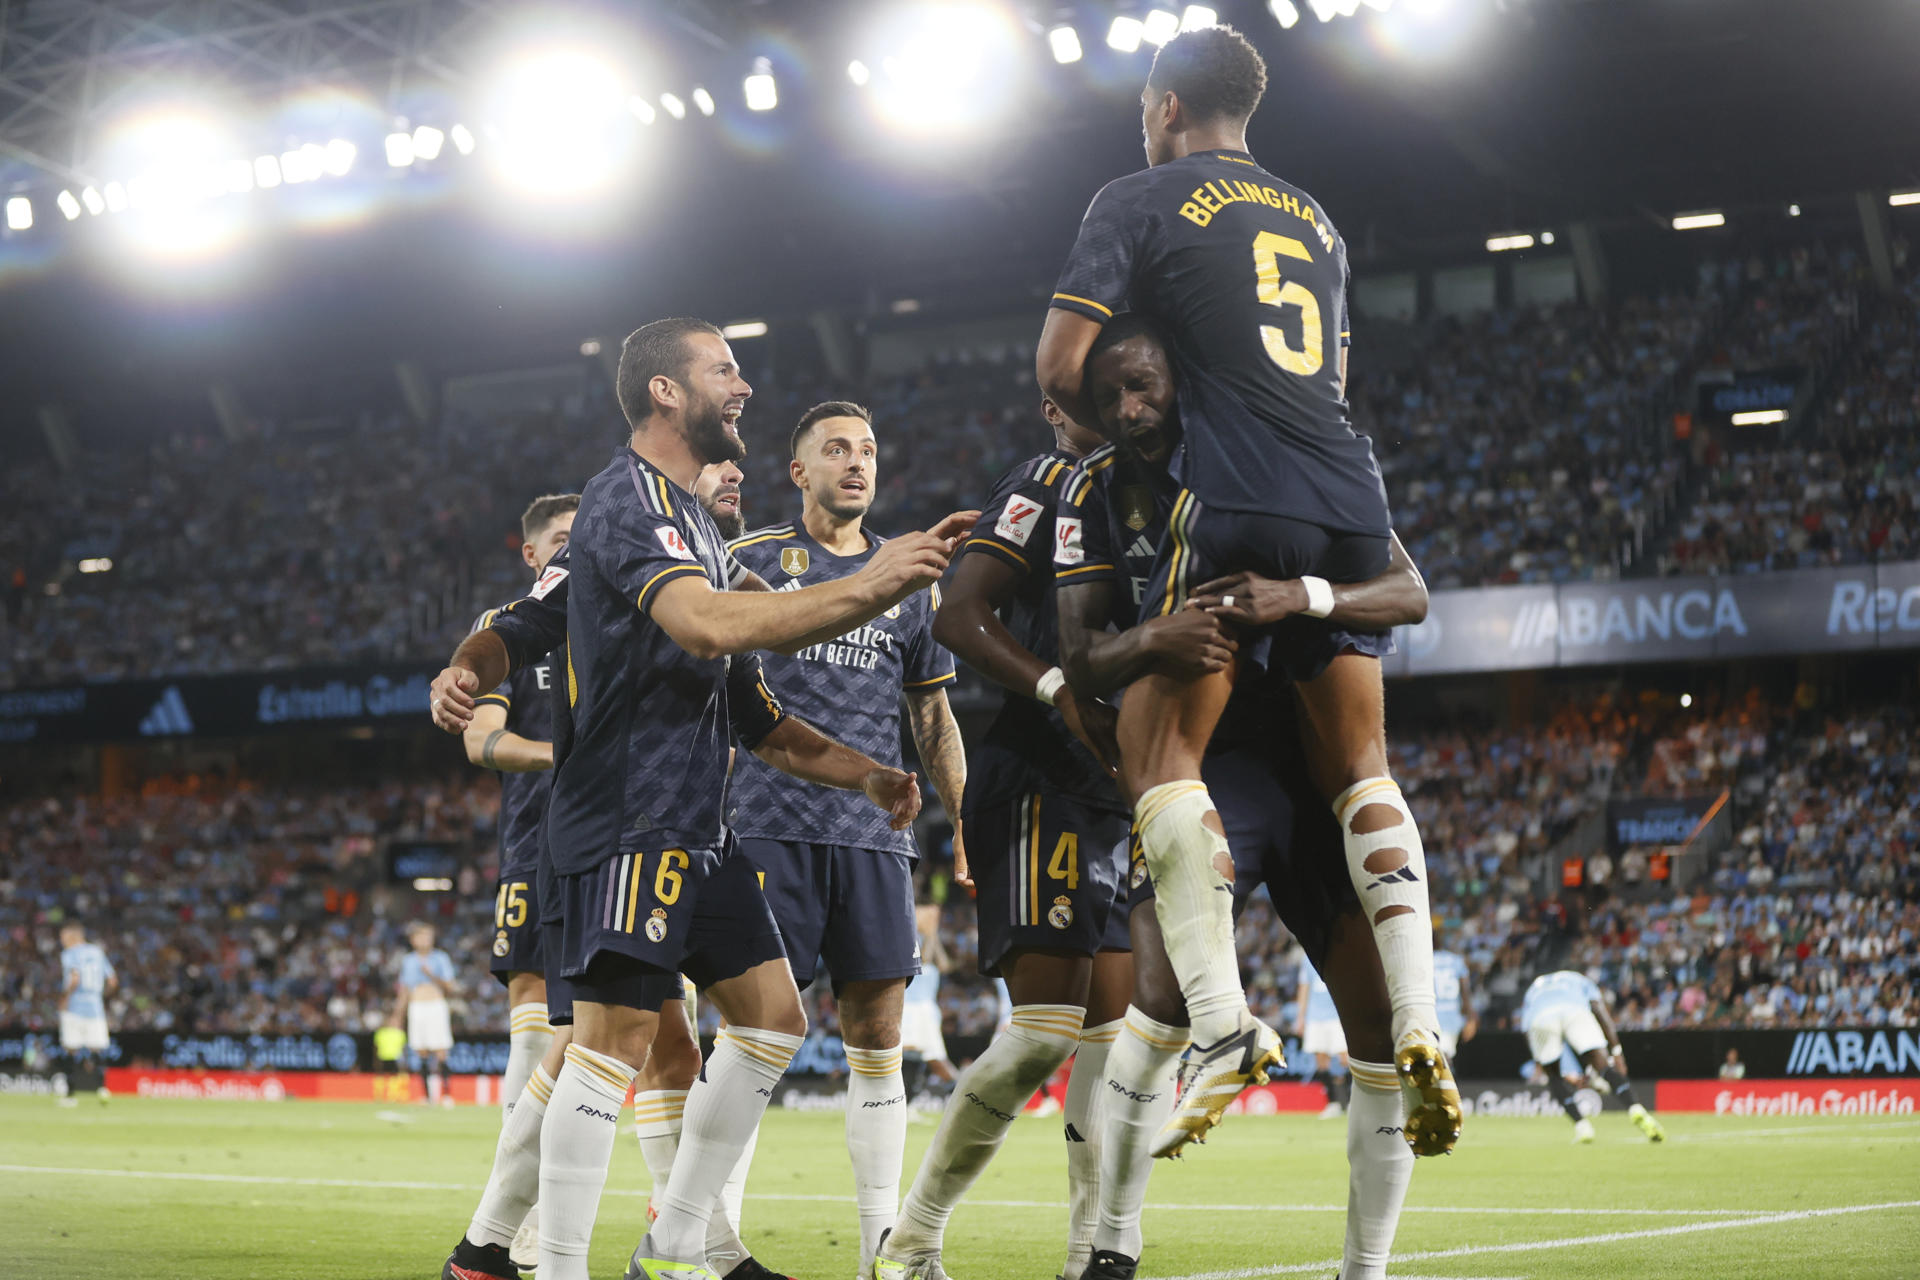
[1252,231,1324,376]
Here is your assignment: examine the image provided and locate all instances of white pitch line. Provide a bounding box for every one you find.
[0,1166,1765,1217]
[1670,1119,1920,1142]
[1159,1199,1920,1280]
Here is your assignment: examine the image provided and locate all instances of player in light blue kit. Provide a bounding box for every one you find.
[899,901,957,1095]
[1432,936,1476,1059]
[1295,965,1349,1119]
[393,922,460,1107]
[58,922,116,1104]
[1519,970,1664,1144]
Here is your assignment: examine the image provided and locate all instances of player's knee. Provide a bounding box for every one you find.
[644,1031,702,1090]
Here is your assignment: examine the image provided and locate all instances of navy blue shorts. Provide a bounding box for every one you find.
[542,921,578,1026]
[1141,490,1395,683]
[556,839,786,1012]
[736,840,919,991]
[968,791,1131,976]
[490,874,545,987]
[1129,746,1359,971]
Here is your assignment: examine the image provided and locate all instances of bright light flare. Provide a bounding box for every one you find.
[1890,191,1920,208]
[745,71,779,111]
[253,156,282,189]
[1730,409,1788,426]
[864,4,1024,137]
[4,197,30,231]
[483,49,635,198]
[1048,25,1083,64]
[104,182,129,212]
[77,557,113,574]
[450,124,476,155]
[56,190,82,220]
[386,132,415,167]
[1269,0,1302,28]
[281,144,325,184]
[1672,211,1726,230]
[1108,16,1145,50]
[692,87,716,117]
[848,60,872,86]
[1142,9,1181,44]
[722,320,768,339]
[1486,233,1534,252]
[661,93,687,120]
[1181,6,1219,30]
[82,186,106,215]
[322,139,357,176]
[412,126,445,160]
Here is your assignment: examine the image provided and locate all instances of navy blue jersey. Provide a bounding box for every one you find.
[1051,151,1389,534]
[1055,444,1179,620]
[958,452,1123,816]
[473,602,558,880]
[543,450,759,876]
[725,523,957,855]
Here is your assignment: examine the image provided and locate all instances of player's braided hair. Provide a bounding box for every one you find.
[519,493,580,542]
[615,317,725,431]
[1148,24,1267,124]
[790,399,872,458]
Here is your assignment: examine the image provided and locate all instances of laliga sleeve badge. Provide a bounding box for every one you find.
[781,547,810,577]
[493,930,511,958]
[1048,895,1075,929]
[645,908,669,943]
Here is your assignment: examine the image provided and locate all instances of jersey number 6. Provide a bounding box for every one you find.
[1252,231,1324,377]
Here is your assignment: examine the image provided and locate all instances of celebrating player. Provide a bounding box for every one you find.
[57,921,116,1105]
[1519,970,1666,1145]
[1053,315,1425,1280]
[724,400,966,1275]
[392,922,457,1107]
[1035,24,1458,1156]
[871,398,1130,1280]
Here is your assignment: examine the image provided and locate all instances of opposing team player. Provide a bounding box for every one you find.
[725,401,966,1276]
[1035,24,1457,1155]
[429,317,968,1280]
[1053,316,1425,1280]
[1519,970,1666,1145]
[57,921,116,1104]
[899,899,958,1095]
[872,398,1129,1280]
[1432,928,1476,1060]
[392,922,457,1107]
[1298,967,1351,1119]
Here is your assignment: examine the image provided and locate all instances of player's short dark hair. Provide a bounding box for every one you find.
[790,400,872,458]
[615,317,725,429]
[520,493,580,542]
[1088,312,1172,365]
[1147,25,1267,124]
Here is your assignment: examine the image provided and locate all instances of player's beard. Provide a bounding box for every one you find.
[687,394,747,467]
[814,478,872,523]
[710,502,745,539]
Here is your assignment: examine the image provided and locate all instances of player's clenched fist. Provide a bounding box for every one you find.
[863,767,923,830]
[429,666,481,733]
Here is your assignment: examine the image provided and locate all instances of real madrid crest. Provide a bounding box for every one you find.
[1130,860,1148,890]
[1121,485,1152,532]
[781,547,810,577]
[1048,895,1075,930]
[493,930,510,957]
[645,907,669,943]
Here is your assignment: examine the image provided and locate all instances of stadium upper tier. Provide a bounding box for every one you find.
[3,695,1911,1039]
[0,243,1914,689]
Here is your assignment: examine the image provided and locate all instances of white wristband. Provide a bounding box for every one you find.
[1034,666,1068,707]
[1301,575,1335,618]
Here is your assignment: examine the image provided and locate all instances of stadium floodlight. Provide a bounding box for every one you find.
[1679,692,1693,709]
[450,124,476,155]
[5,197,30,230]
[226,160,255,193]
[630,96,658,123]
[580,339,602,356]
[1142,9,1181,44]
[891,298,922,313]
[483,49,635,199]
[81,186,106,215]
[1889,191,1920,208]
[1787,203,1801,217]
[1337,0,1362,14]
[412,126,445,161]
[1730,409,1788,426]
[1361,0,1394,9]
[1181,6,1219,31]
[661,93,687,119]
[1485,233,1534,252]
[1540,230,1556,245]
[722,320,769,339]
[1108,16,1145,50]
[848,59,872,86]
[323,139,357,176]
[253,155,283,189]
[692,87,716,117]
[1270,0,1302,28]
[863,5,1024,138]
[280,144,324,184]
[1671,211,1725,230]
[1309,0,1341,21]
[1048,25,1084,63]
[386,132,416,167]
[745,69,779,111]
[77,557,113,574]
[104,181,129,212]
[57,190,82,220]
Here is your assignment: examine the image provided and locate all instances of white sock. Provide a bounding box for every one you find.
[1063,1019,1122,1280]
[538,1044,637,1280]
[504,1003,553,1121]
[889,1005,1083,1257]
[1094,1008,1189,1259]
[1137,783,1246,1043]
[845,1045,908,1270]
[1343,1060,1414,1279]
[426,1061,445,1106]
[1333,780,1439,1041]
[633,1088,688,1215]
[722,1124,758,1233]
[468,1064,554,1248]
[648,1026,801,1263]
[704,1126,759,1270]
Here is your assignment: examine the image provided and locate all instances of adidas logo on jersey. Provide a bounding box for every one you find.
[1127,533,1156,559]
[139,686,194,736]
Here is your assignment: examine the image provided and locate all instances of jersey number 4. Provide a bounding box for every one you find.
[1252,232,1324,377]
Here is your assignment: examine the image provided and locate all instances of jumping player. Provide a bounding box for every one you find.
[725,400,966,1276]
[872,398,1130,1280]
[57,922,116,1104]
[1054,315,1424,1280]
[1035,24,1457,1156]
[1519,970,1666,1145]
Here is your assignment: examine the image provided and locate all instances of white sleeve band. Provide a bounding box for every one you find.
[1034,667,1068,707]
[1301,576,1335,619]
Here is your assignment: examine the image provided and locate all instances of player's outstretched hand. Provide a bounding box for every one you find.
[1186,571,1308,627]
[1058,688,1122,781]
[925,509,981,549]
[1142,609,1238,677]
[951,817,972,891]
[863,532,957,602]
[865,767,923,830]
[429,666,481,733]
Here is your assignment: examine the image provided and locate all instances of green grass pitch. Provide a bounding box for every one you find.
[2,1096,1916,1279]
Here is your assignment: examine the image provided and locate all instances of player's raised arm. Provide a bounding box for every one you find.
[1036,309,1108,433]
[429,558,571,733]
[1186,531,1430,630]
